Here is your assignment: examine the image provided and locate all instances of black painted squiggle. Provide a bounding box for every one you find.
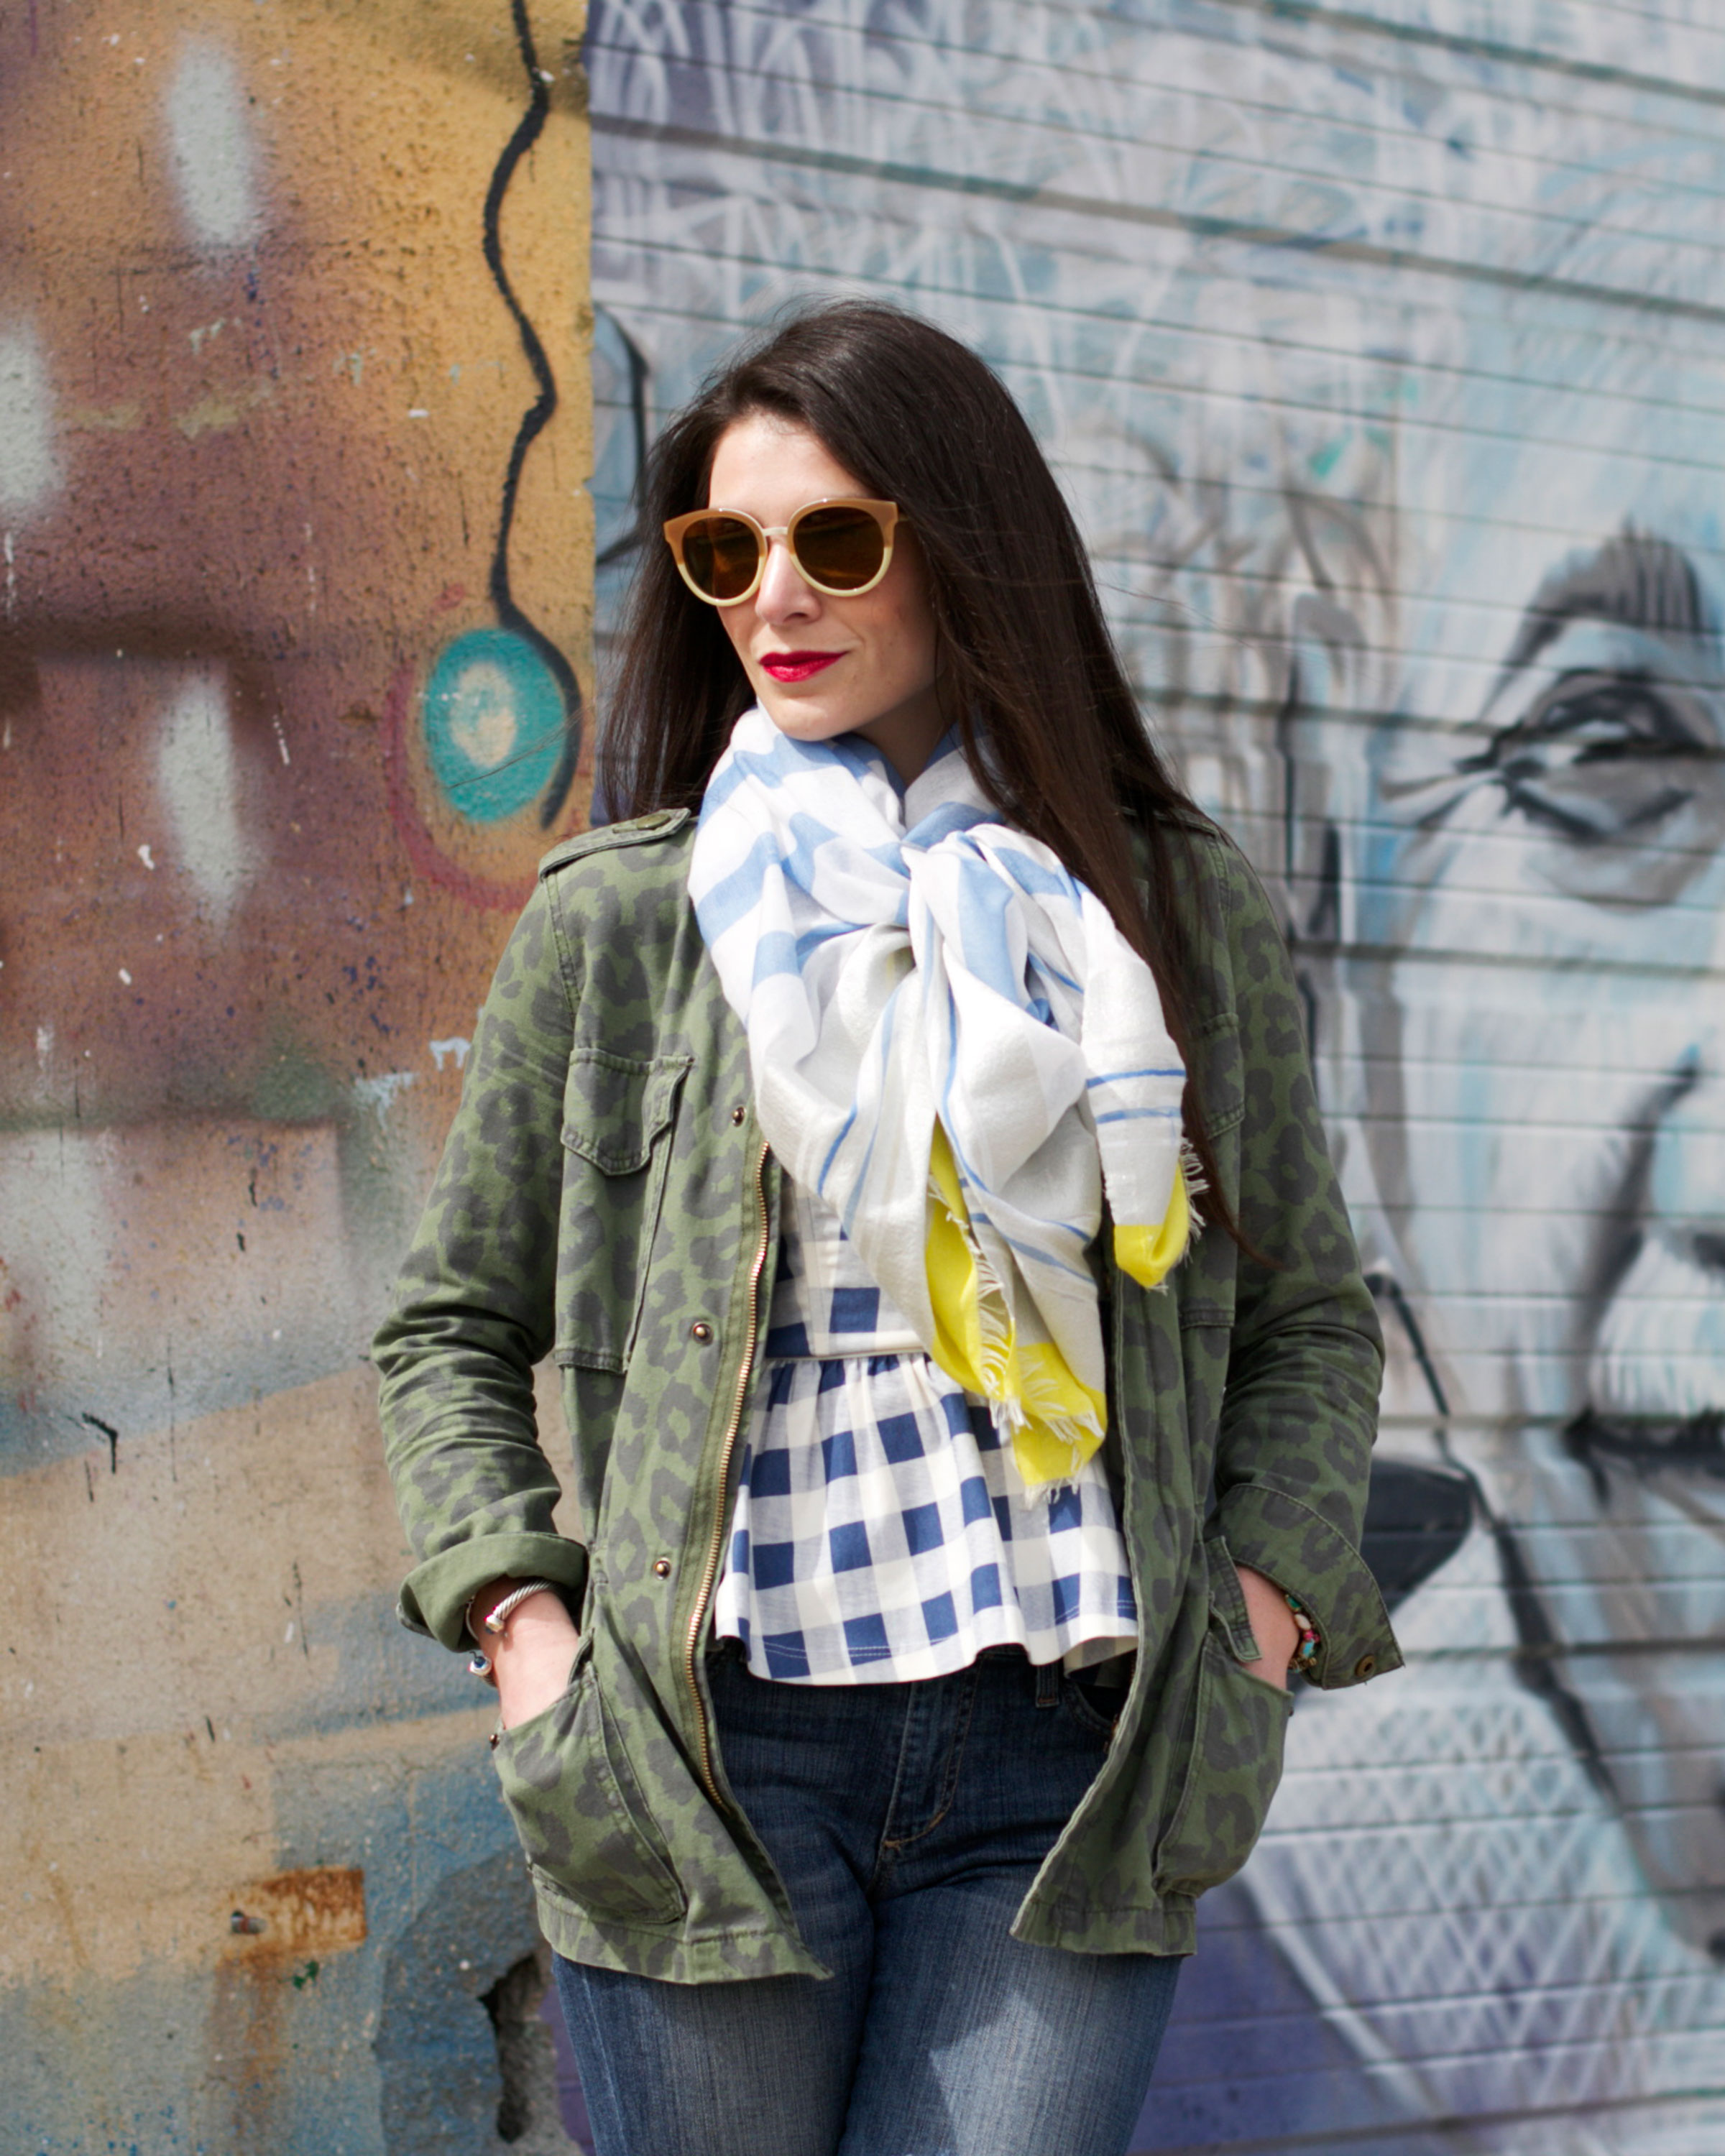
[595,313,652,568]
[484,0,582,826]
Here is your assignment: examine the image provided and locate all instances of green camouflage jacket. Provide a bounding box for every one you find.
[373,808,1398,1981]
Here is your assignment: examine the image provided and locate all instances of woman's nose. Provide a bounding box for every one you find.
[755,535,819,622]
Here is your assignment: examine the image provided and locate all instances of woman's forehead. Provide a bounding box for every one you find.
[707,413,863,511]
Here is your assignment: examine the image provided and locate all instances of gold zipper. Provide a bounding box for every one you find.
[684,1138,771,1806]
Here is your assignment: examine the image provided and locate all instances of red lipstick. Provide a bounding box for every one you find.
[760,650,842,683]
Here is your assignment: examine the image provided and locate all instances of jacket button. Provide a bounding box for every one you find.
[652,1557,672,1579]
[730,1105,746,1125]
[690,1321,714,1343]
[1353,1654,1377,1680]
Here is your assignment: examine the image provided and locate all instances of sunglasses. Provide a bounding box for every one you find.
[662,497,902,606]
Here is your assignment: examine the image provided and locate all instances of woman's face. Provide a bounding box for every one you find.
[704,413,947,782]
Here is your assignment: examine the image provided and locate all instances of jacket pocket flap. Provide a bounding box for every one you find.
[1151,1631,1292,1899]
[490,1641,688,1927]
[562,1049,693,1174]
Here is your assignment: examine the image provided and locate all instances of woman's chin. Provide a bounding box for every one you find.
[757,695,857,745]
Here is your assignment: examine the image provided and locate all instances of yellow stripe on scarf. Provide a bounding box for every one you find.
[1111,1164,1190,1289]
[924,1124,1105,1488]
[924,1123,1191,1488]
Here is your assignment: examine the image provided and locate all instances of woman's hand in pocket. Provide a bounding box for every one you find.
[1233,1564,1297,1690]
[473,1584,583,1729]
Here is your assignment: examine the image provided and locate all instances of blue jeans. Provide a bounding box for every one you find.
[553,1646,1182,2156]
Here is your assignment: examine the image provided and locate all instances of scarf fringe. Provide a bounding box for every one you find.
[1179,1136,1208,1227]
[1157,1138,1208,1286]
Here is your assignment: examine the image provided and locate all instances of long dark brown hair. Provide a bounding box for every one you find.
[603,300,1240,1237]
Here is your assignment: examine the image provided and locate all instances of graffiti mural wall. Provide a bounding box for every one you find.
[586,2,1725,2149]
[0,4,590,2148]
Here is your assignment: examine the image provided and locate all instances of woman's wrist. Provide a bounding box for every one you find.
[468,1578,561,1639]
[466,1575,558,1641]
[466,1578,581,1730]
[1233,1562,1301,1685]
[466,1578,578,1677]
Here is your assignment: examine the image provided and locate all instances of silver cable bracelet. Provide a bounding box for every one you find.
[464,1580,564,1685]
[482,1579,564,1636]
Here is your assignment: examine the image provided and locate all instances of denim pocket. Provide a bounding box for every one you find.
[1059,1670,1123,1743]
[1151,1631,1292,1898]
[490,1639,687,1927]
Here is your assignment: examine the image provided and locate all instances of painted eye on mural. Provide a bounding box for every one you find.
[1471,668,1723,845]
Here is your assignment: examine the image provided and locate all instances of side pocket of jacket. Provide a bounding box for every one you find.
[490,1638,688,1927]
[556,1048,692,1373]
[1151,1627,1292,1899]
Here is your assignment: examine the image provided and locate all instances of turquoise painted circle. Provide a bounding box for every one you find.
[422,629,565,824]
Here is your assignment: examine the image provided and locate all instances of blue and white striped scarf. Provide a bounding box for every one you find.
[690,707,1192,1490]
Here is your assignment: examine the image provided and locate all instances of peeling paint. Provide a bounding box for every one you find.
[172,379,275,440]
[64,400,144,433]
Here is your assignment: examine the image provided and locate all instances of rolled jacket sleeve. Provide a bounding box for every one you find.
[1206,846,1400,1690]
[372,878,588,1652]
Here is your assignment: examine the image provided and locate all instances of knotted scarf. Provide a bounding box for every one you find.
[689,707,1193,1491]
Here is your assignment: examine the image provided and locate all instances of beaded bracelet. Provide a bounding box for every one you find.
[1284,1591,1321,1680]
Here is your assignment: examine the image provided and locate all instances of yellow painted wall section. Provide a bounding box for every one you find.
[0,5,590,2149]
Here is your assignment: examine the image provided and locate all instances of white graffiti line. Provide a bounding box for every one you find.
[353,1073,418,1120]
[164,40,264,252]
[156,673,250,929]
[0,327,61,517]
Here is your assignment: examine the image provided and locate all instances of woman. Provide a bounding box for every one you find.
[374,301,1397,2156]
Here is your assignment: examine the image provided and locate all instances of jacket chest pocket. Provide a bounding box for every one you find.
[556,1048,692,1373]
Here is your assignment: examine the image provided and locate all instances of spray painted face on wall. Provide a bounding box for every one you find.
[1341,435,1725,1960]
[1040,242,1725,2120]
[1059,224,1725,1962]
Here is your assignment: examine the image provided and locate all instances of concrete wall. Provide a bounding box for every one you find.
[0,5,590,2148]
[586,4,1725,2150]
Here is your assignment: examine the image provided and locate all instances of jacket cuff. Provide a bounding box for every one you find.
[1210,1483,1402,1689]
[397,1533,590,1652]
[1203,1534,1262,1664]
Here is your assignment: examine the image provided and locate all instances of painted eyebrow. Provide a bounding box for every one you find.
[1490,528,1716,703]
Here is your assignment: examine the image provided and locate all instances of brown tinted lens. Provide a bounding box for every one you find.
[793,505,886,591]
[682,515,763,600]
